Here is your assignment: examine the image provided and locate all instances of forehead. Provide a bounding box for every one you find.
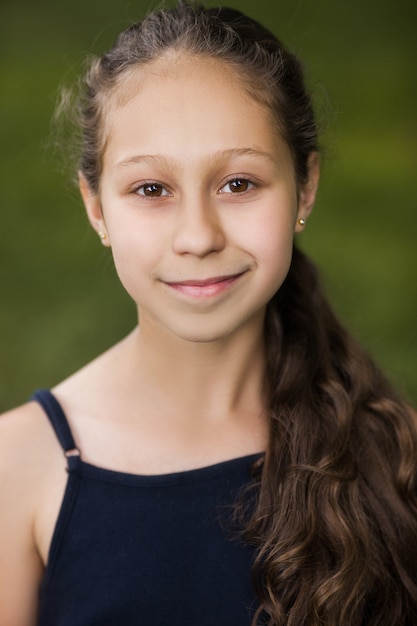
[104,53,276,128]
[100,53,287,170]
[111,52,260,107]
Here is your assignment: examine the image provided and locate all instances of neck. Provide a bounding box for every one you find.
[123,314,266,424]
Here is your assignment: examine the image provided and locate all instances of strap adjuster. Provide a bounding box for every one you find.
[65,448,81,458]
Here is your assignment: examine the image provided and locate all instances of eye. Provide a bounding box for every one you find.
[135,182,170,198]
[219,178,255,194]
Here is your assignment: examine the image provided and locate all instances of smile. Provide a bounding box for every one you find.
[163,273,246,299]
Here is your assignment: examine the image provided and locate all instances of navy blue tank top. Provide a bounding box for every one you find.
[33,389,260,625]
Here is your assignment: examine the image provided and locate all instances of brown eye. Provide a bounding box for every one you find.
[137,183,169,197]
[229,179,249,192]
[220,178,254,194]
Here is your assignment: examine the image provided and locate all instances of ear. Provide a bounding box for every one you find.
[79,171,111,246]
[295,152,320,233]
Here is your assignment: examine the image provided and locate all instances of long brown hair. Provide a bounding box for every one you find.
[67,2,417,623]
[249,246,417,624]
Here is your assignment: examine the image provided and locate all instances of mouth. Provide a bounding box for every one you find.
[163,272,246,299]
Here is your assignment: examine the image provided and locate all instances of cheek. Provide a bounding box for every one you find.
[106,227,161,298]
[240,204,296,262]
[246,205,297,294]
[261,234,294,295]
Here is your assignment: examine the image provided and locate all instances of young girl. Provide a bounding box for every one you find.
[1,2,416,625]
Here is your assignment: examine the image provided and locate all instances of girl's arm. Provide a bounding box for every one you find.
[0,404,48,626]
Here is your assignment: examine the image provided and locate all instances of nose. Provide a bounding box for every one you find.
[172,194,226,257]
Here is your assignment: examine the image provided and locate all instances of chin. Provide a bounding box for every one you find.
[166,310,265,346]
[171,324,234,345]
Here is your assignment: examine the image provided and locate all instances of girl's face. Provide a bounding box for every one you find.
[81,55,319,345]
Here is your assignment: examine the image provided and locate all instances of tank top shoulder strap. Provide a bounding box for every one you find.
[31,389,81,461]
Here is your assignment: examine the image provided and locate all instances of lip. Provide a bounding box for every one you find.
[163,272,246,299]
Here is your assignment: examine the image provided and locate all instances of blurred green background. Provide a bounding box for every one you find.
[0,0,416,411]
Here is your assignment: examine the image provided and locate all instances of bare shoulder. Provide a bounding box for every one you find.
[0,400,58,464]
[0,400,66,491]
[0,401,66,625]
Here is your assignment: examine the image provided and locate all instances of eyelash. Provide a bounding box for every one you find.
[131,176,257,199]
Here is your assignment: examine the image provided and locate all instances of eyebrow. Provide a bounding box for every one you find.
[115,147,275,169]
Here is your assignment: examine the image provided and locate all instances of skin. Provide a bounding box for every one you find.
[0,53,319,624]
